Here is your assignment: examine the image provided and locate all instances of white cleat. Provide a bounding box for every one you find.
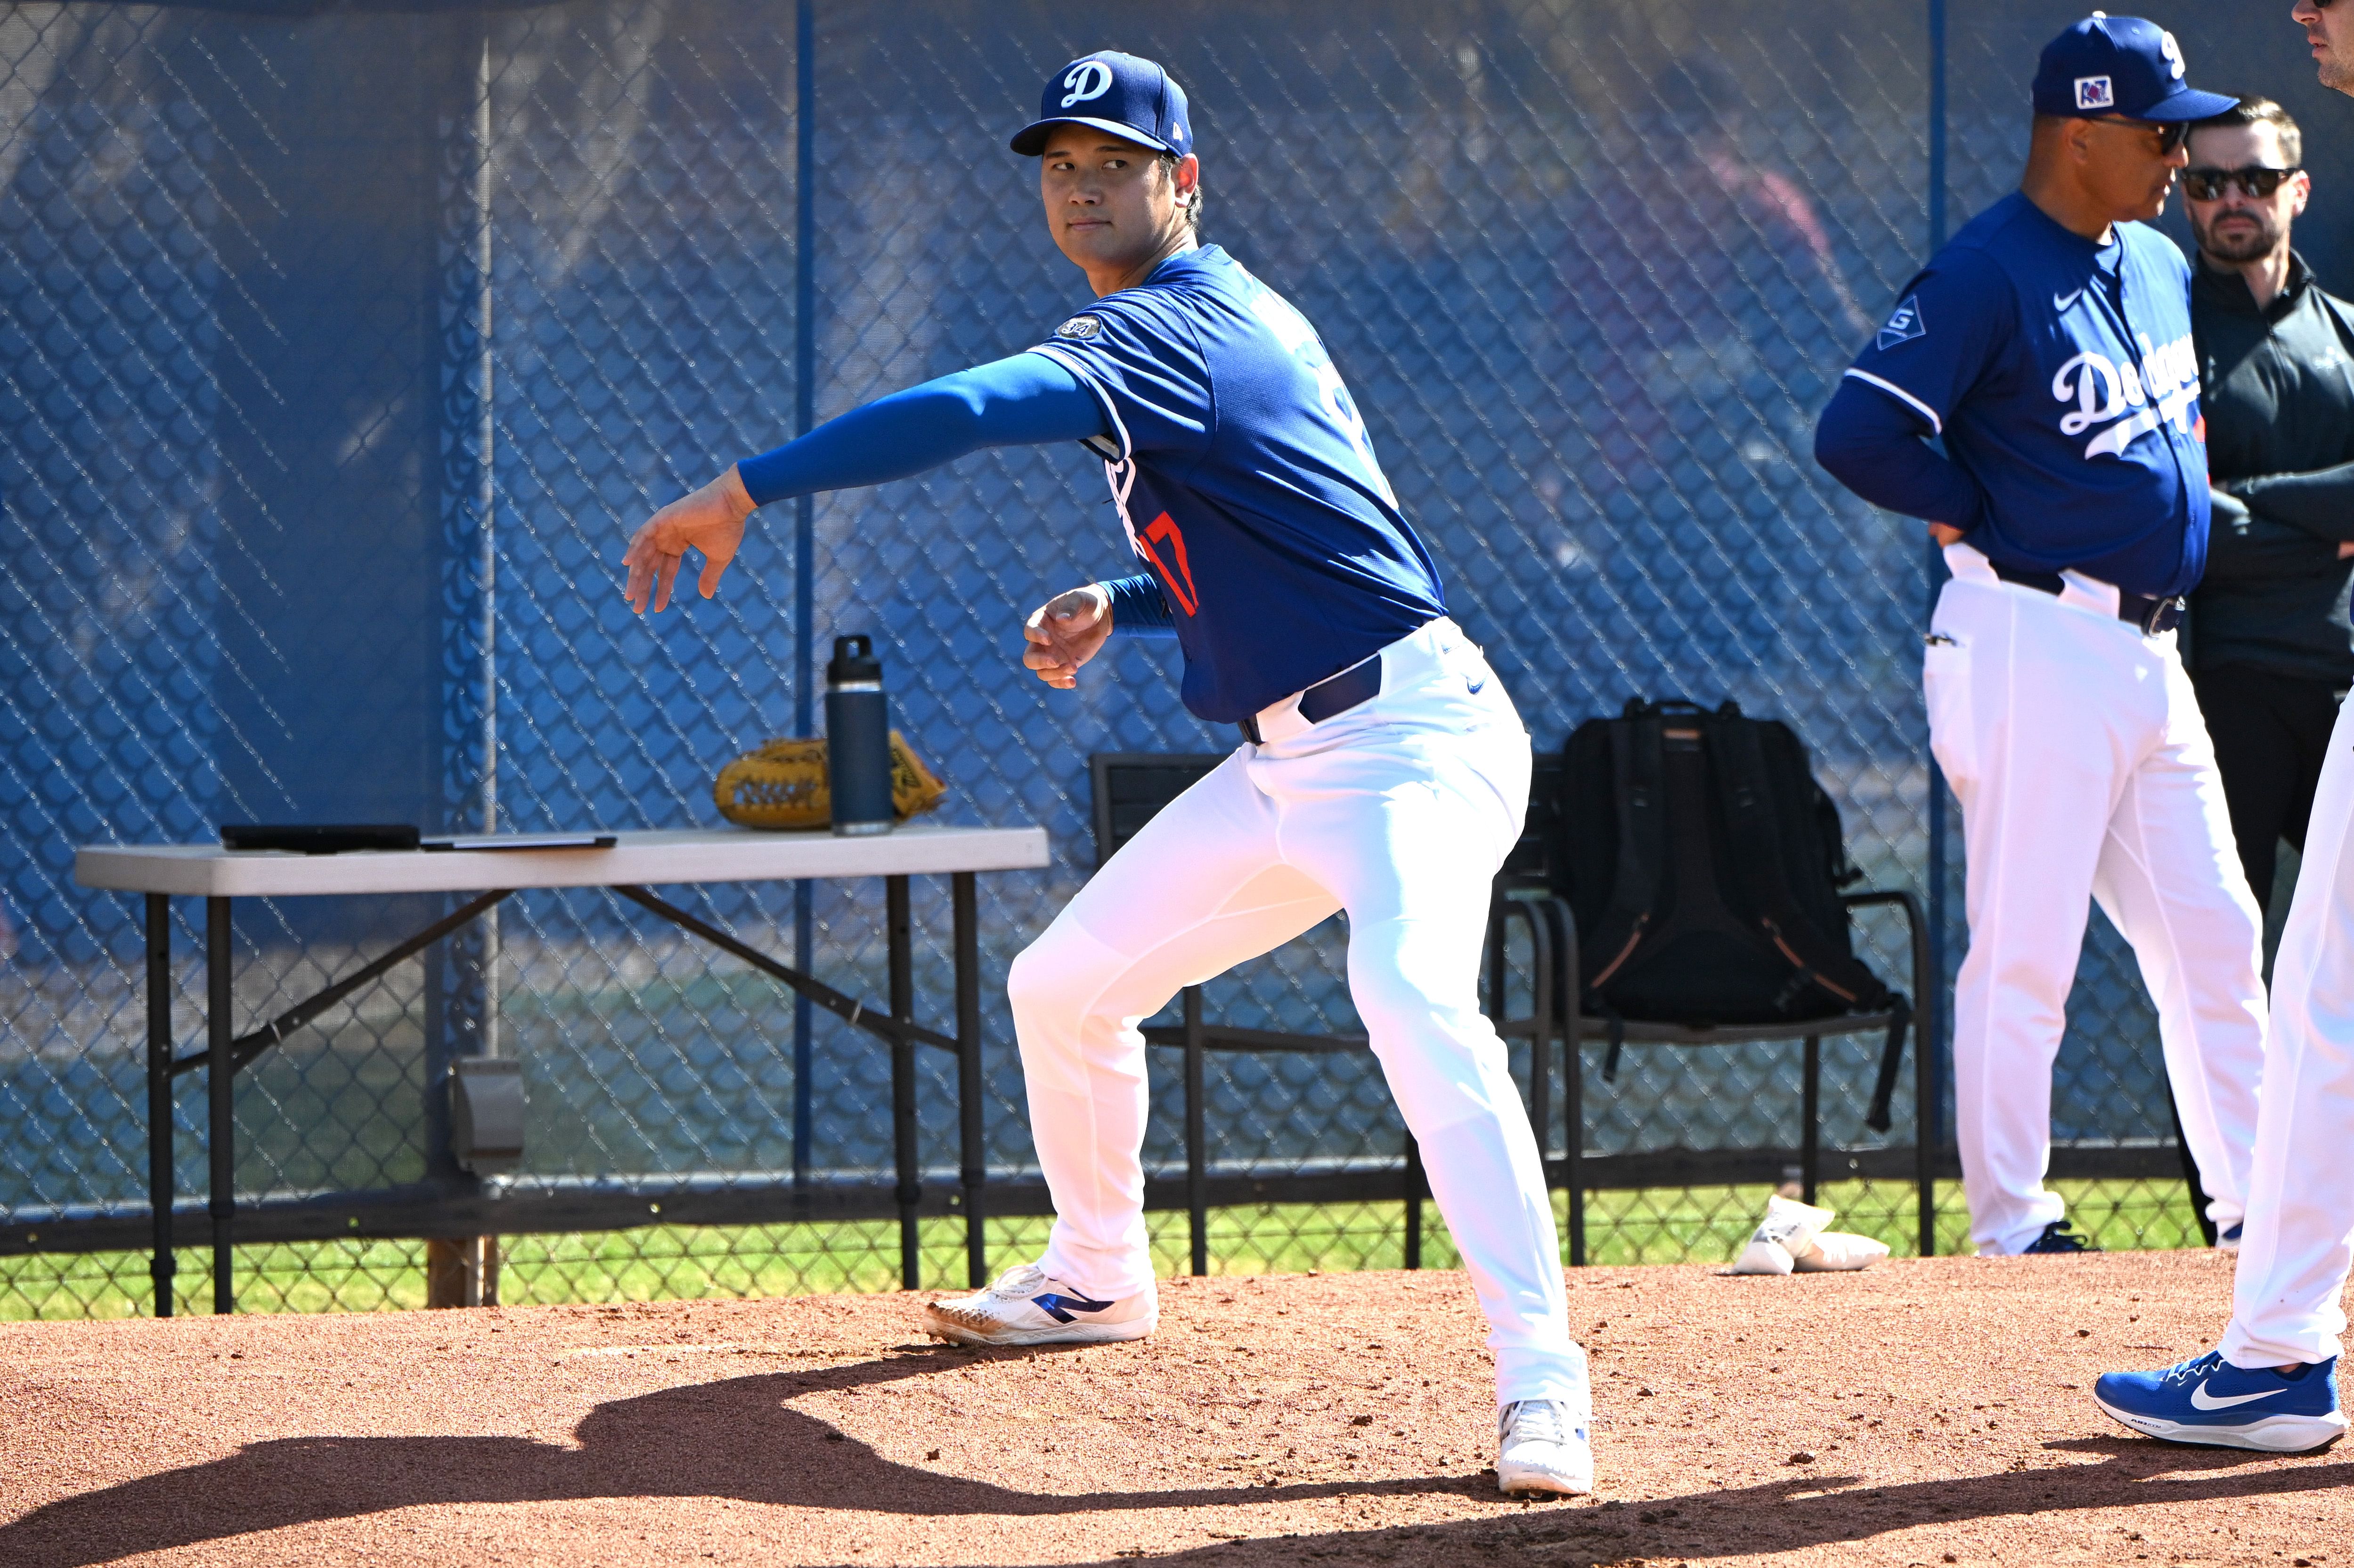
[922,1263,1158,1347]
[1497,1398,1595,1497]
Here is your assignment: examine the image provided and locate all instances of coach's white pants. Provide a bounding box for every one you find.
[1929,548,2265,1257]
[2224,694,2354,1369]
[1006,618,1583,1406]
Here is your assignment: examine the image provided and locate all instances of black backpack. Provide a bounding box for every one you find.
[1553,697,1894,1028]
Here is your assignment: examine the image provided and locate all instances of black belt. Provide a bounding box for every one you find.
[1991,561,2184,636]
[1238,657,1383,745]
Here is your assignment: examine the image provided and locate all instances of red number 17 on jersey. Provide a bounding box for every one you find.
[1138,512,1200,617]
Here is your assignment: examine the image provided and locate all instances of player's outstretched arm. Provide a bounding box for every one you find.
[1023,585,1115,689]
[621,352,1109,615]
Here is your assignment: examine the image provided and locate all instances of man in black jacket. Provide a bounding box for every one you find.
[2184,95,2354,914]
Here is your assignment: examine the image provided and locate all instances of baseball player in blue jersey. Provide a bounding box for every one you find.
[1815,17,2266,1259]
[2092,0,2354,1456]
[622,51,1592,1497]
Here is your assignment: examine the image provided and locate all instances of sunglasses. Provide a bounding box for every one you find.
[2184,165,2304,201]
[2093,115,2191,155]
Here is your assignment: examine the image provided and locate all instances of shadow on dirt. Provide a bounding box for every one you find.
[3,1349,2346,1567]
[0,1348,1466,1566]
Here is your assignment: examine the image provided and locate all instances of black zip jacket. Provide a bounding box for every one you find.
[2189,251,2354,685]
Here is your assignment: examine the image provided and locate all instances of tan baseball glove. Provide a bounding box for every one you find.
[714,731,948,831]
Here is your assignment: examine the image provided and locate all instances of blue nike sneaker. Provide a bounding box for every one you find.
[2094,1351,2347,1452]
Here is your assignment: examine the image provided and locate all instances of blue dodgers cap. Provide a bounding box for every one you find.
[1010,51,1193,158]
[2031,13,2237,121]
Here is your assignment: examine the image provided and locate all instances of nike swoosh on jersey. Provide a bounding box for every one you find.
[2189,1380,2287,1411]
[2053,287,2085,312]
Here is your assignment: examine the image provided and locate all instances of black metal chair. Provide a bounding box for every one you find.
[1089,753,1558,1275]
[1496,751,1935,1265]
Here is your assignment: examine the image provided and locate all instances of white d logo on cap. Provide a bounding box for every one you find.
[2161,31,2184,80]
[1060,60,1114,109]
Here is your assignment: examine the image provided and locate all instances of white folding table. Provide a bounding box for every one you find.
[74,824,1050,1315]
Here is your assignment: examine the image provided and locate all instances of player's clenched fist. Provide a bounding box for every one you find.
[622,465,757,614]
[1022,585,1114,689]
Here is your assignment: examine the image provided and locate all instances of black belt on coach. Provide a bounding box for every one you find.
[1238,657,1383,745]
[1990,561,2185,636]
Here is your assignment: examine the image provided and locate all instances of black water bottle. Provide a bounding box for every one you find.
[824,634,894,837]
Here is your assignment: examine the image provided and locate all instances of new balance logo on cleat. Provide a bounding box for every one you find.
[920,1263,1158,1348]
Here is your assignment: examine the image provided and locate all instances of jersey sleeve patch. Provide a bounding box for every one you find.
[1844,247,2012,445]
[1876,294,1927,351]
[1025,296,1213,461]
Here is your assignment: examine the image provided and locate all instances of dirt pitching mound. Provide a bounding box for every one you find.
[1,1251,2346,1566]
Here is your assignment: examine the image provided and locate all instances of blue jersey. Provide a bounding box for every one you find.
[1843,192,2208,598]
[1027,245,1447,722]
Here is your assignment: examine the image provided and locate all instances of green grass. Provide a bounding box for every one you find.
[0,1176,2207,1321]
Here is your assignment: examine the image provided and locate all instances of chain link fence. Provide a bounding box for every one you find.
[3,0,2329,1317]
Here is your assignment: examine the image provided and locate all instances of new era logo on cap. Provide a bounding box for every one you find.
[2074,75,2114,110]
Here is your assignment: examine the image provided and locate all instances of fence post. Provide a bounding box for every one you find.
[432,24,501,1308]
[1919,0,1950,1260]
[791,0,818,1190]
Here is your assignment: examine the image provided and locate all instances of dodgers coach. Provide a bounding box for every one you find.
[1813,16,2264,1257]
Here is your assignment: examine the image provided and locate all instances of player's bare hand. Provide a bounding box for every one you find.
[1928,522,1965,547]
[1022,585,1114,689]
[2338,540,2354,560]
[623,465,756,614]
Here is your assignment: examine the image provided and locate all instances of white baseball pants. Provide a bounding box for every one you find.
[1929,546,2265,1256]
[1006,617,1584,1406]
[2224,693,2354,1369]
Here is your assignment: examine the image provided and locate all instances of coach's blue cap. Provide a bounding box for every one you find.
[2030,13,2236,121]
[1010,51,1193,159]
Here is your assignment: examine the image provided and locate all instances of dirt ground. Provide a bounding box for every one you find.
[0,1251,2347,1567]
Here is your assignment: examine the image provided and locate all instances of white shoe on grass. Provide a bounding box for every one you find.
[922,1263,1157,1347]
[1497,1398,1594,1496]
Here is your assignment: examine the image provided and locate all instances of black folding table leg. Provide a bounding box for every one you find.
[1801,1035,1822,1207]
[145,894,175,1318]
[953,872,986,1288]
[888,875,919,1290]
[205,897,235,1315]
